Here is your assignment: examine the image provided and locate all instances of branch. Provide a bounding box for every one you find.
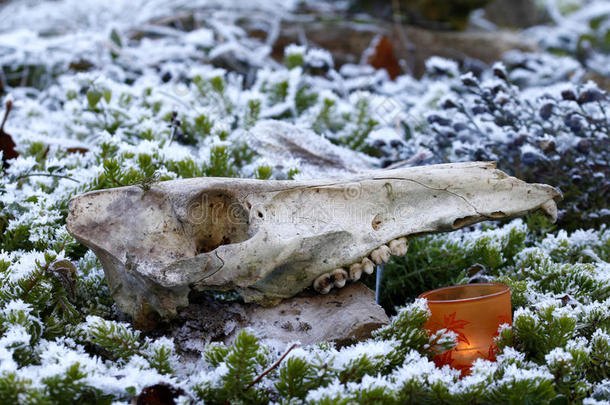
[1,100,12,132]
[243,343,297,392]
[15,172,81,183]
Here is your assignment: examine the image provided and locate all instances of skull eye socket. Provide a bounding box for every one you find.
[188,191,251,254]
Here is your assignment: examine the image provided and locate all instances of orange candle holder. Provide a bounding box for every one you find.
[418,283,511,375]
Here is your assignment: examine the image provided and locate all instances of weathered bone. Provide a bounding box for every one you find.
[66,162,561,325]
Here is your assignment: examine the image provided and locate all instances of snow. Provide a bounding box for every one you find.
[410,298,431,317]
[306,379,345,402]
[1,299,33,315]
[393,350,459,385]
[545,347,574,366]
[331,340,398,369]
[492,363,553,385]
[305,48,334,69]
[3,250,47,282]
[0,324,29,353]
[0,0,608,401]
[425,56,460,78]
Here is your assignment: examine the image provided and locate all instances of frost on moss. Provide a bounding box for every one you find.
[0,0,609,402]
[0,222,609,403]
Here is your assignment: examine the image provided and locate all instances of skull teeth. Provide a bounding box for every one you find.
[541,199,558,222]
[389,237,408,257]
[313,237,409,294]
[332,268,348,288]
[361,257,375,274]
[313,273,333,294]
[348,263,363,281]
[371,245,391,265]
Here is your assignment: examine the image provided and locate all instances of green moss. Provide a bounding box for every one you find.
[285,53,304,69]
[255,165,273,180]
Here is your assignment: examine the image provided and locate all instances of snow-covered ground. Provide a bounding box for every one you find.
[0,0,608,403]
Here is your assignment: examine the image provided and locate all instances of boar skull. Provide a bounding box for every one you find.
[66,162,561,325]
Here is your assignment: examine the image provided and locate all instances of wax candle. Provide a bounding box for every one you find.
[419,283,511,375]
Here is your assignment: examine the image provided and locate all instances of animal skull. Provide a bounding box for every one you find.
[66,162,561,326]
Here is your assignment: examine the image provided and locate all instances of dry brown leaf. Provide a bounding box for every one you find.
[0,100,18,168]
[366,35,400,80]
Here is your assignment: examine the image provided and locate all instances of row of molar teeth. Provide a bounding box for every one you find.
[312,237,409,294]
[389,237,408,256]
[370,245,391,265]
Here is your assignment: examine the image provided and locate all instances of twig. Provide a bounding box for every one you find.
[1,100,12,132]
[243,343,298,392]
[15,173,81,183]
[0,68,6,93]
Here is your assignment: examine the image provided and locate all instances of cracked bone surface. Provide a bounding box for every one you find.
[66,162,561,326]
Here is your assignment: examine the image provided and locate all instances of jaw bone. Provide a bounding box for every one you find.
[66,162,561,325]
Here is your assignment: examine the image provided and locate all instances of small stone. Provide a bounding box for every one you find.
[576,139,590,154]
[461,74,478,87]
[561,89,577,101]
[578,89,604,105]
[389,139,403,148]
[492,66,508,80]
[539,103,554,120]
[471,105,488,115]
[441,98,458,109]
[453,122,468,132]
[427,114,451,126]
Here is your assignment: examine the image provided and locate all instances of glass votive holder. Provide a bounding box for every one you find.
[418,283,511,375]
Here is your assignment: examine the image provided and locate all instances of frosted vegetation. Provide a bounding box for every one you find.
[0,0,608,403]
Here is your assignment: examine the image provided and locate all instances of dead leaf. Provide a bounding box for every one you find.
[48,259,78,301]
[366,35,400,80]
[68,59,94,72]
[0,100,18,168]
[65,146,89,155]
[134,383,186,405]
